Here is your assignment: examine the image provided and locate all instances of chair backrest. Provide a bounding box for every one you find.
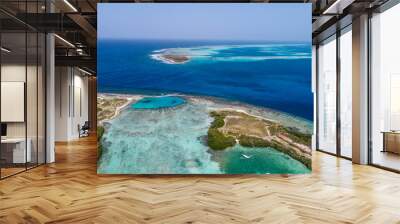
[82,121,90,129]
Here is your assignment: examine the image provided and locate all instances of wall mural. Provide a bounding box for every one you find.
[97,4,313,174]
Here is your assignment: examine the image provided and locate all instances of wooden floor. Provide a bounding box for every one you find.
[1,136,400,224]
[372,150,400,171]
[0,167,26,178]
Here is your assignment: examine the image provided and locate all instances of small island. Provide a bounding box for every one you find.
[207,110,312,169]
[151,51,191,64]
[162,54,190,64]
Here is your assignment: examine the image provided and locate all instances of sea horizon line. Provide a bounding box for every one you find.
[98,38,311,44]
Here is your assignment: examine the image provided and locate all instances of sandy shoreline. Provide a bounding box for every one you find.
[97,92,312,133]
[98,92,312,170]
[98,93,138,124]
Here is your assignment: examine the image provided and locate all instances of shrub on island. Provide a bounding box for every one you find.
[209,111,225,128]
[207,111,236,150]
[207,128,236,150]
[283,127,312,146]
[206,110,312,169]
[97,126,105,160]
[238,135,272,148]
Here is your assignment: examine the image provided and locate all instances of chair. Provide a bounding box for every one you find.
[79,121,90,138]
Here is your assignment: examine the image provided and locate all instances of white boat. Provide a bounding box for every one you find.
[242,154,252,159]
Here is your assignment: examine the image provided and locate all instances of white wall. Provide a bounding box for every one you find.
[55,67,69,141]
[1,65,41,137]
[1,65,26,139]
[71,72,89,138]
[55,67,89,141]
[1,63,46,164]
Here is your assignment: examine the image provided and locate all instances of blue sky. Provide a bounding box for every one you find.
[98,4,311,42]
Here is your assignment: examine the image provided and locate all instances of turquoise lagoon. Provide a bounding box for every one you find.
[217,145,310,174]
[151,44,312,64]
[132,96,186,109]
[98,96,310,174]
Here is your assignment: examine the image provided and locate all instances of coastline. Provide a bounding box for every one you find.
[97,41,313,174]
[97,93,138,124]
[97,92,312,172]
[206,110,311,168]
[97,92,313,133]
[185,94,313,134]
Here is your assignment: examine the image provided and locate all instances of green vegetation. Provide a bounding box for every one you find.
[207,112,236,150]
[238,135,311,169]
[206,110,312,169]
[97,126,105,160]
[283,127,312,146]
[207,128,236,150]
[97,126,105,141]
[209,111,225,128]
[238,135,273,148]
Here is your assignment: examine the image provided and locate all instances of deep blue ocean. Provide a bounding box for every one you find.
[98,39,313,120]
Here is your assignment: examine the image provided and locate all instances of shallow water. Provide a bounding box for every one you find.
[98,40,313,120]
[132,96,186,109]
[216,145,310,174]
[98,96,311,174]
[153,44,312,64]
